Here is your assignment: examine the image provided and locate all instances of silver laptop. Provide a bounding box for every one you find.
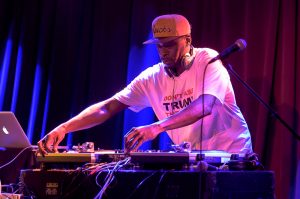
[0,111,31,148]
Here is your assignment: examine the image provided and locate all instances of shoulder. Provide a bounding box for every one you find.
[193,47,218,60]
[189,47,219,67]
[192,47,228,77]
[136,63,164,80]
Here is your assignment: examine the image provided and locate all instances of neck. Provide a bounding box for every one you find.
[173,64,186,76]
[165,46,193,77]
[172,47,192,76]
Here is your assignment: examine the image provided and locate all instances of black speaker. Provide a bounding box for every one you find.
[203,171,275,199]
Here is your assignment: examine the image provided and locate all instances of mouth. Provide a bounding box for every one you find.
[161,57,173,65]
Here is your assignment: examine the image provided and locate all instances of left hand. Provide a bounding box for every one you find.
[124,124,161,152]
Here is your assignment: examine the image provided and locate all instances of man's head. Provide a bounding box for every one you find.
[144,14,193,72]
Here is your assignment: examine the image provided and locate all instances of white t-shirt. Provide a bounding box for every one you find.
[114,47,252,153]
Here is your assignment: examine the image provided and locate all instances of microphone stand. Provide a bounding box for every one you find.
[224,62,300,140]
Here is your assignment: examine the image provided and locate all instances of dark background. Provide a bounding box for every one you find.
[0,0,299,198]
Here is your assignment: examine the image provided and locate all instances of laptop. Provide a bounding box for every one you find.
[0,111,31,148]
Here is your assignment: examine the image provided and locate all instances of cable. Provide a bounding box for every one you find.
[93,157,131,199]
[126,170,159,199]
[0,146,33,170]
[17,174,36,198]
[200,62,210,153]
[60,169,89,198]
[152,170,167,199]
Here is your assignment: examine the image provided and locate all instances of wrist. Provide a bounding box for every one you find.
[59,124,69,134]
[154,121,166,133]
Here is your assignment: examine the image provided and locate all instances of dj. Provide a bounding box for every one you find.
[38,14,253,155]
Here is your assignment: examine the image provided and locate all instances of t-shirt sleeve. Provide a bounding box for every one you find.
[113,70,151,112]
[197,49,230,104]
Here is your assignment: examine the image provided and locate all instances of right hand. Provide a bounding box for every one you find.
[124,123,162,153]
[37,125,67,156]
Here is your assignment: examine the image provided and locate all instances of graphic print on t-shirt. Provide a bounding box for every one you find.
[162,88,194,116]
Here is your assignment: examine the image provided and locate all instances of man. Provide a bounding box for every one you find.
[38,14,252,155]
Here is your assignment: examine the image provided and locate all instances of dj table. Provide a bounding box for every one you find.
[20,169,275,199]
[16,149,275,198]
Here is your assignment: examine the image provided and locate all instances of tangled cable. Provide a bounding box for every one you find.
[92,157,131,199]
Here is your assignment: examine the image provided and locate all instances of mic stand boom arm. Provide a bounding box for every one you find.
[224,62,300,140]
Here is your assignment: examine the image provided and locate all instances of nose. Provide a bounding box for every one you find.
[158,47,168,57]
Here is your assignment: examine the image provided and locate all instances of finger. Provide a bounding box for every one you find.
[125,135,137,151]
[131,137,144,151]
[128,134,141,149]
[37,140,48,156]
[125,131,139,149]
[44,136,54,153]
[124,128,135,142]
[127,134,143,152]
[52,144,59,153]
[52,137,62,153]
[125,137,134,151]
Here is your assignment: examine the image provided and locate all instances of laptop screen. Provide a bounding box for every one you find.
[0,111,31,149]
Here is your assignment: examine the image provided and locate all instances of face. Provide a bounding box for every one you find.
[156,36,189,68]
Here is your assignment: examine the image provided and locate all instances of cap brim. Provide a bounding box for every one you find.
[143,36,182,45]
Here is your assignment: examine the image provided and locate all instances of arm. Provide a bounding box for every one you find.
[38,97,128,155]
[124,94,216,151]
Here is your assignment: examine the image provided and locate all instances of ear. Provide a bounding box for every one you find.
[185,36,192,45]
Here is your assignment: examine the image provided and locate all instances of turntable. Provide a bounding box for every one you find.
[36,149,126,169]
[129,150,246,170]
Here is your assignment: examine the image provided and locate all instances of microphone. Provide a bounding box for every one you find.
[208,39,247,64]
